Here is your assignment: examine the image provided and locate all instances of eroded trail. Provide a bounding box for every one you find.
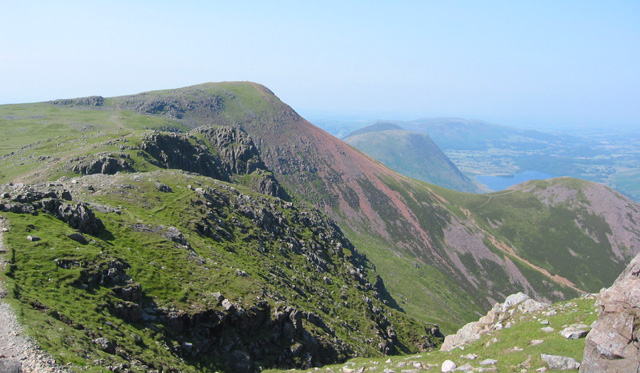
[0,217,69,372]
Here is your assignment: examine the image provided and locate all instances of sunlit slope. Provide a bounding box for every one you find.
[2,82,639,334]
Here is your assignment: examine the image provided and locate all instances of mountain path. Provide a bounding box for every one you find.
[0,216,69,372]
[460,199,587,295]
[476,189,519,210]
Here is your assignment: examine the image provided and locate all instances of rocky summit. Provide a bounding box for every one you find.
[0,82,639,372]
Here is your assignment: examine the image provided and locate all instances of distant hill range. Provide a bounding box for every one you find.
[343,122,483,193]
[1,82,639,371]
[322,117,639,201]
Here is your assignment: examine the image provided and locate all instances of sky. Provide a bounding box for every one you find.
[1,1,639,129]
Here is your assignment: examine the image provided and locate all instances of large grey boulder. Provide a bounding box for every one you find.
[440,292,548,351]
[580,253,640,372]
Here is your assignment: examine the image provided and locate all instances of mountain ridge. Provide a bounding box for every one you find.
[1,82,639,371]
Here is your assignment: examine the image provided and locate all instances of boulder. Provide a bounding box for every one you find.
[93,337,116,354]
[441,292,548,351]
[68,232,88,244]
[559,324,589,340]
[441,360,457,372]
[580,253,640,372]
[456,362,473,371]
[541,354,580,370]
[479,359,497,365]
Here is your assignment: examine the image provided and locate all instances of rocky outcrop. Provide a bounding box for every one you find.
[440,292,548,351]
[141,132,230,181]
[194,126,265,175]
[50,96,104,107]
[119,91,223,120]
[0,185,104,235]
[140,129,289,199]
[66,152,134,175]
[580,253,640,372]
[193,126,290,199]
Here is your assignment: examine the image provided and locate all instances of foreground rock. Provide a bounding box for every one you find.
[542,353,580,370]
[581,253,640,372]
[440,292,548,351]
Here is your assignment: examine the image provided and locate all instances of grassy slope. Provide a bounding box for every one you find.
[433,179,626,292]
[1,170,438,371]
[1,82,637,337]
[0,102,186,156]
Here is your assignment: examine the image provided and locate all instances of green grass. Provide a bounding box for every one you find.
[1,170,442,371]
[270,296,598,372]
[0,102,186,156]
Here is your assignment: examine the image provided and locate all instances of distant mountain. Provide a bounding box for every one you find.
[1,82,639,371]
[343,123,482,193]
[342,122,404,138]
[402,118,572,151]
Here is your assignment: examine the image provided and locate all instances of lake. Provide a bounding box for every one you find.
[475,170,555,191]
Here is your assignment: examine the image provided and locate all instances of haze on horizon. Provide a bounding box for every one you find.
[1,1,638,130]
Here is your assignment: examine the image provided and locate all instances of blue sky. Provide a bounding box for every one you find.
[1,1,638,129]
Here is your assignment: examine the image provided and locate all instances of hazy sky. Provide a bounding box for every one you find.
[1,1,639,128]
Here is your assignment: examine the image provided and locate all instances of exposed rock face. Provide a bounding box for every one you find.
[194,126,265,175]
[141,132,230,182]
[440,292,548,351]
[580,253,640,372]
[193,126,290,199]
[139,128,289,199]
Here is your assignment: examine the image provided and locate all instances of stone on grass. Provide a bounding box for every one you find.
[221,299,235,311]
[68,232,88,244]
[559,324,589,339]
[541,326,554,333]
[26,235,40,241]
[456,362,473,371]
[480,358,498,365]
[93,337,116,354]
[540,354,580,370]
[441,360,457,372]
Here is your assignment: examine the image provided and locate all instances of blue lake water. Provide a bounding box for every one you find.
[476,170,555,191]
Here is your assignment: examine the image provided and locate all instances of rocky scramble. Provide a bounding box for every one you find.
[0,217,69,372]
